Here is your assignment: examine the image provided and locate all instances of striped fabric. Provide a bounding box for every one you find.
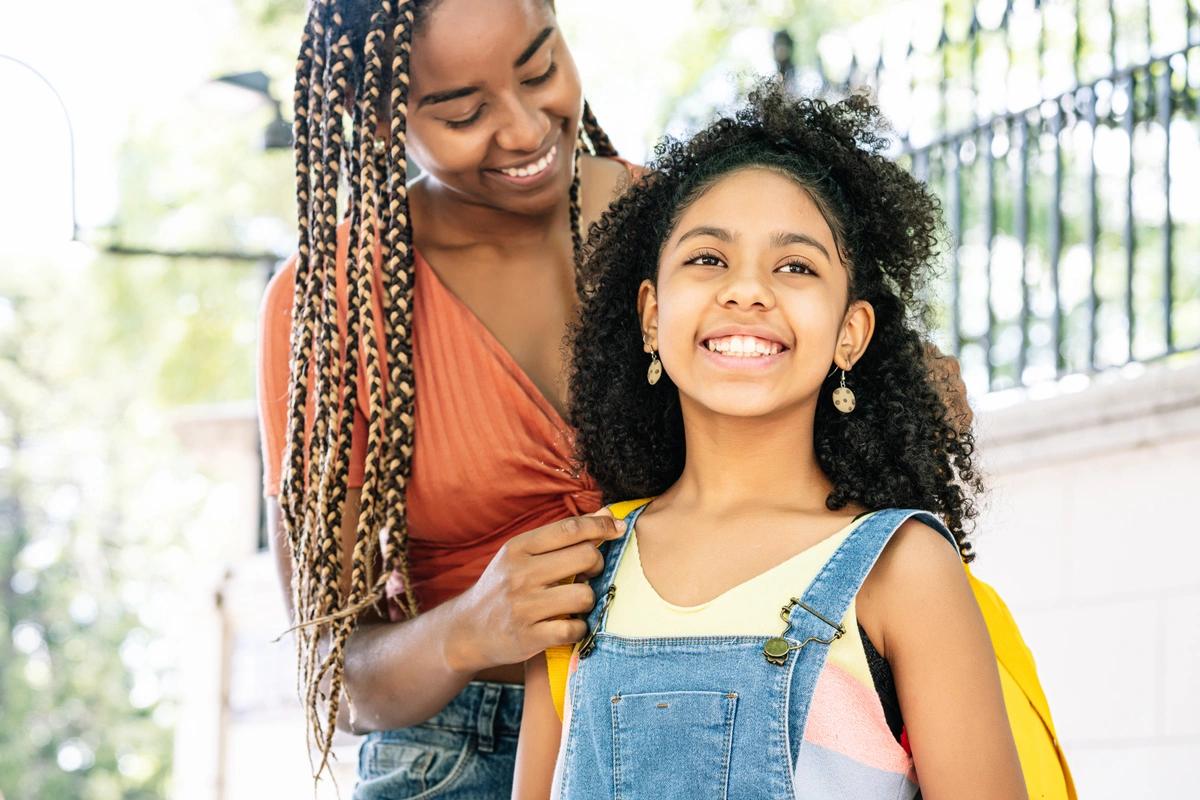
[257,222,603,614]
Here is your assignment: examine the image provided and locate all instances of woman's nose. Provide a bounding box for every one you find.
[495,96,551,154]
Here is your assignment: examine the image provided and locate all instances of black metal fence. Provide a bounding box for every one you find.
[789,0,1200,392]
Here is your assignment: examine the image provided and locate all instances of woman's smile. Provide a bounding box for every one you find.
[485,131,562,189]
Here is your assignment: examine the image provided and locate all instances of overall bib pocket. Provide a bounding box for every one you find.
[610,690,738,800]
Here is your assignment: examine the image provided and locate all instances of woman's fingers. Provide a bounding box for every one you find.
[517,514,625,556]
[527,540,606,588]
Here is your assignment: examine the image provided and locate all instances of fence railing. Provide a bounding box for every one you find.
[789,0,1200,392]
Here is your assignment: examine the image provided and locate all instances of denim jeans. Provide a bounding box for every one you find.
[355,681,524,800]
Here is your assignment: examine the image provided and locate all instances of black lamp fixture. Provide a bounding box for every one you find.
[773,29,795,84]
[213,70,291,150]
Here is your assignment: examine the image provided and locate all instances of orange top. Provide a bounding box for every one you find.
[257,225,605,615]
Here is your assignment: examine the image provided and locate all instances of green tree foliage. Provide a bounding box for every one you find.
[0,0,300,794]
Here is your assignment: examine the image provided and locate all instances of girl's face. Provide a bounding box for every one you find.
[406,0,583,217]
[640,167,874,420]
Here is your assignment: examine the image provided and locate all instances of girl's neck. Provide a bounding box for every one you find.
[667,399,835,515]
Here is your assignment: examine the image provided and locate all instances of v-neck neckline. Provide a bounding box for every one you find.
[624,512,875,612]
[415,248,572,432]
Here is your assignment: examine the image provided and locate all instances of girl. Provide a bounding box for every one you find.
[258,0,634,794]
[514,86,1027,799]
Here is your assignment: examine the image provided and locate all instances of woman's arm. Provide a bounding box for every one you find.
[858,520,1027,800]
[512,653,564,799]
[266,496,621,733]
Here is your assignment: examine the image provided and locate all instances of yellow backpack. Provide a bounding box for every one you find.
[545,500,1076,799]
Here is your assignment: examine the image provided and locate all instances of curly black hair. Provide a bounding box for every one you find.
[568,81,981,559]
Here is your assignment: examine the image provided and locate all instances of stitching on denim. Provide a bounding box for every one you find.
[611,694,623,800]
[396,733,476,800]
[720,692,738,800]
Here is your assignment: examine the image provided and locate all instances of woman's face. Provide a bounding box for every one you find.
[641,167,873,420]
[406,0,583,216]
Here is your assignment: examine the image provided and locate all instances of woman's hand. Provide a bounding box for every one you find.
[443,512,625,676]
[924,342,973,432]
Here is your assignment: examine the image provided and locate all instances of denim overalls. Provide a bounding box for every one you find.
[555,504,957,800]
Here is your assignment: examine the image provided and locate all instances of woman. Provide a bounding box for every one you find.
[258,0,633,795]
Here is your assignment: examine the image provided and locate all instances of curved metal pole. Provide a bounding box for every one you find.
[0,53,78,239]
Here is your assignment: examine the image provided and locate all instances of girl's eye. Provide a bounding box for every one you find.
[684,251,726,268]
[777,261,815,275]
[445,106,485,129]
[522,61,558,87]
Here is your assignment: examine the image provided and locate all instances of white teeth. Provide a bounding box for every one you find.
[704,335,783,357]
[500,145,556,178]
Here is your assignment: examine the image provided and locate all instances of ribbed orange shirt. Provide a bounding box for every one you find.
[257,225,604,616]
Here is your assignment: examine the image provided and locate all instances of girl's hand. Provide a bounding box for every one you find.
[444,512,624,675]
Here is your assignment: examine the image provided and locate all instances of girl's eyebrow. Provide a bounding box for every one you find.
[674,226,830,261]
[770,231,830,260]
[675,225,735,246]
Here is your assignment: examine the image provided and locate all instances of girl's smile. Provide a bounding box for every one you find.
[699,328,790,372]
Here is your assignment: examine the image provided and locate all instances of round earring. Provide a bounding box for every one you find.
[647,350,663,386]
[832,369,856,413]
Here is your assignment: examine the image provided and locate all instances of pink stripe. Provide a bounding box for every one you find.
[802,663,915,777]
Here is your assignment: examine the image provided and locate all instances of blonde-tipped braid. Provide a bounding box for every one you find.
[280,0,619,778]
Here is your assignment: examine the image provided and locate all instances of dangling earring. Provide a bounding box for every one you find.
[647,350,663,386]
[832,368,856,413]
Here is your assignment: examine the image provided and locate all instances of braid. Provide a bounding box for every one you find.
[570,100,618,296]
[278,0,622,779]
[377,0,420,617]
[581,100,617,157]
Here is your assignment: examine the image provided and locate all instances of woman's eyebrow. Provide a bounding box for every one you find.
[415,27,555,110]
[770,231,830,260]
[417,85,480,109]
[515,26,554,67]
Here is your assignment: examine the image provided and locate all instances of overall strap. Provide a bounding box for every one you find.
[583,500,652,635]
[788,508,958,638]
[778,509,958,764]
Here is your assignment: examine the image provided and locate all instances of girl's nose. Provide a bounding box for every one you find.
[716,268,775,311]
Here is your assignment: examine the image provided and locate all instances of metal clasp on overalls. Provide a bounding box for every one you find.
[762,597,845,665]
[578,585,617,659]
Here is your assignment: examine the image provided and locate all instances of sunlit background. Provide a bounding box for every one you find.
[1,0,1198,797]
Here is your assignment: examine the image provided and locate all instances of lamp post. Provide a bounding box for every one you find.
[0,54,78,240]
[773,29,795,86]
[213,70,292,151]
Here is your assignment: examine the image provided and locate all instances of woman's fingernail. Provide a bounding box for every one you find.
[613,519,627,534]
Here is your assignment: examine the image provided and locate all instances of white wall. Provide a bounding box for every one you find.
[968,358,1200,799]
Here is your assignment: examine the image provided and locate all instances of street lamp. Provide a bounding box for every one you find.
[213,70,291,151]
[773,30,795,85]
[0,53,78,240]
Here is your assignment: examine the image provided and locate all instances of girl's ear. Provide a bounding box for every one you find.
[637,279,659,353]
[837,300,875,370]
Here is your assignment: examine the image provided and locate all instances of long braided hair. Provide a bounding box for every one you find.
[281,0,617,776]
